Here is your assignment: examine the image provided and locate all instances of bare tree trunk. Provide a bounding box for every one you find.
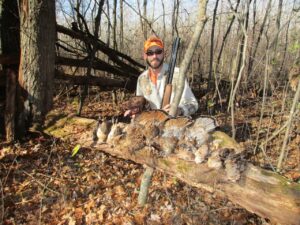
[235,0,251,86]
[170,0,208,117]
[77,1,105,116]
[143,0,147,39]
[247,0,272,78]
[273,0,283,53]
[227,0,250,138]
[0,0,19,139]
[94,0,105,39]
[120,0,124,50]
[112,0,117,49]
[18,0,56,131]
[160,0,166,41]
[216,0,240,73]
[137,166,154,206]
[246,0,256,79]
[278,0,296,76]
[106,0,111,47]
[5,69,16,142]
[208,0,220,91]
[277,78,300,171]
[171,0,180,38]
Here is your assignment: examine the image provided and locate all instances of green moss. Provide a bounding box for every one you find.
[212,131,240,149]
[160,159,171,167]
[176,160,190,173]
[260,169,300,194]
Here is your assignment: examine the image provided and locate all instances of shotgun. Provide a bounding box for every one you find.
[161,37,181,109]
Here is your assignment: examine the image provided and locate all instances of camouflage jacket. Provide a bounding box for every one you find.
[136,63,198,116]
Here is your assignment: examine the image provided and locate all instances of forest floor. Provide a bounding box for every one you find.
[0,89,299,225]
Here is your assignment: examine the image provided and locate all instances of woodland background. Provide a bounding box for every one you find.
[0,0,299,224]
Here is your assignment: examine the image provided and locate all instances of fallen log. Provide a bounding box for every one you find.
[44,113,300,225]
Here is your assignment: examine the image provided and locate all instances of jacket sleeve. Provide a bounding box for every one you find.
[178,79,198,116]
[136,76,144,96]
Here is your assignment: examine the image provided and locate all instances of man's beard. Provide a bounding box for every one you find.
[146,57,164,69]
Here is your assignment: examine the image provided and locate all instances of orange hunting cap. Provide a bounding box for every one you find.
[144,36,164,52]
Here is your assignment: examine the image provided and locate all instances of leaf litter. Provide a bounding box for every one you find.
[1,90,299,224]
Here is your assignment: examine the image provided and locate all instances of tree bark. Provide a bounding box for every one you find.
[44,114,300,225]
[171,0,180,38]
[18,0,56,128]
[170,0,208,117]
[4,69,16,142]
[143,0,148,39]
[112,0,117,49]
[208,0,220,91]
[0,0,20,139]
[119,0,124,50]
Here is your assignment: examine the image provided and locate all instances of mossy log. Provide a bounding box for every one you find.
[44,113,300,225]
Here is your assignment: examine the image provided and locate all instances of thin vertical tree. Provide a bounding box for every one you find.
[160,0,166,40]
[247,0,273,78]
[120,0,124,50]
[112,0,117,49]
[106,0,111,46]
[208,0,220,92]
[172,0,180,38]
[143,0,148,39]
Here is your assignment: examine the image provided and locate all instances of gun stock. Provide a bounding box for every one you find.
[161,84,172,108]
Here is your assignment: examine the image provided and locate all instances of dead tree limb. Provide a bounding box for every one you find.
[55,70,135,90]
[56,56,138,79]
[56,24,145,72]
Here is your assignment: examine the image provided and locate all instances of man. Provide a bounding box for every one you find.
[125,36,198,117]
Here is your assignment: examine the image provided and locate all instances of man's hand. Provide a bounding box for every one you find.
[162,104,183,116]
[124,107,140,118]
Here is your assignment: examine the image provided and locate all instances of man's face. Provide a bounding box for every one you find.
[144,46,164,70]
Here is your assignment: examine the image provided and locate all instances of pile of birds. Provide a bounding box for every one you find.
[94,109,247,182]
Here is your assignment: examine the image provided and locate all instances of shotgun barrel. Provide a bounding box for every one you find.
[161,37,181,109]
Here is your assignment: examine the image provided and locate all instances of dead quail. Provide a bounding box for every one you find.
[107,123,124,146]
[134,110,169,126]
[123,122,146,152]
[225,158,241,182]
[121,96,147,112]
[153,136,178,156]
[162,117,192,139]
[194,144,209,164]
[177,138,197,152]
[207,150,223,169]
[185,117,217,146]
[175,147,195,161]
[142,122,160,146]
[96,118,112,143]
